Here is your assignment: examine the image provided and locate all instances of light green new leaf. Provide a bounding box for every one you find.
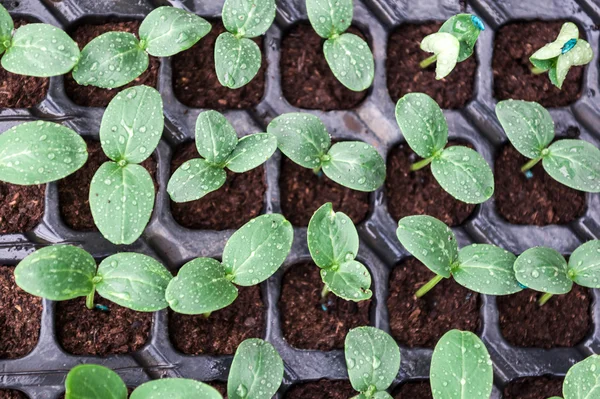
[65,365,127,399]
[0,121,87,185]
[131,379,223,399]
[306,0,352,38]
[73,31,148,89]
[90,162,154,245]
[226,133,277,173]
[454,244,522,295]
[267,112,331,169]
[0,4,13,55]
[439,14,483,62]
[568,240,600,288]
[195,110,238,165]
[223,214,293,286]
[553,39,593,89]
[324,33,374,92]
[323,141,386,192]
[345,327,400,393]
[215,32,261,89]
[396,215,457,278]
[100,85,163,164]
[395,93,448,159]
[96,253,172,312]
[420,32,459,80]
[530,22,579,67]
[495,100,555,159]
[321,260,372,301]
[167,158,227,202]
[2,24,79,77]
[563,355,600,399]
[228,339,283,399]
[514,247,572,294]
[15,245,96,301]
[222,0,276,38]
[165,257,238,315]
[139,7,211,57]
[430,330,493,399]
[543,139,600,192]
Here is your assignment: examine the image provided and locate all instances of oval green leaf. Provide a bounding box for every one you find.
[563,355,600,399]
[324,33,374,92]
[439,14,482,62]
[167,158,227,202]
[321,260,372,301]
[65,365,127,399]
[215,32,261,89]
[306,0,352,38]
[226,133,277,173]
[554,39,594,88]
[543,139,600,192]
[222,0,276,38]
[131,379,223,399]
[514,247,572,294]
[0,4,13,55]
[420,32,459,80]
[323,141,386,192]
[195,110,238,166]
[568,240,600,288]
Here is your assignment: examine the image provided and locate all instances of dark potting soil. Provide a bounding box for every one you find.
[172,21,265,109]
[284,380,356,399]
[280,24,367,110]
[393,381,433,399]
[55,294,152,356]
[58,140,158,231]
[497,286,591,348]
[65,20,160,107]
[386,23,476,109]
[279,262,371,350]
[169,285,265,355]
[0,265,42,359]
[385,143,476,226]
[0,390,27,399]
[493,20,584,107]
[387,258,480,348]
[279,156,370,227]
[0,183,45,234]
[169,142,265,230]
[502,377,564,399]
[494,144,586,225]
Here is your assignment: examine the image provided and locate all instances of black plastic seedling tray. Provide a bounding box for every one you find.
[1,0,600,398]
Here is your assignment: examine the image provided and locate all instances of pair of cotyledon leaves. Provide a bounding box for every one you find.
[395,92,494,204]
[496,99,600,193]
[548,354,600,399]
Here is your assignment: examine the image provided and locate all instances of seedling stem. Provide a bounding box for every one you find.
[85,289,95,310]
[538,292,554,306]
[416,274,444,298]
[420,54,438,69]
[520,157,542,172]
[321,284,331,300]
[530,66,546,75]
[410,156,433,171]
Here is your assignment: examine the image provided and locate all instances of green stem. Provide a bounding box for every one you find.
[521,157,542,172]
[420,54,438,69]
[530,66,546,75]
[410,157,433,171]
[202,312,212,318]
[538,292,554,306]
[85,287,96,310]
[321,284,331,301]
[416,275,444,298]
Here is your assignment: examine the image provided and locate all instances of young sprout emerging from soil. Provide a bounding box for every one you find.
[420,14,484,80]
[0,4,79,77]
[215,0,276,89]
[530,22,593,89]
[395,92,494,204]
[0,121,87,185]
[345,327,400,399]
[89,85,164,245]
[396,215,522,297]
[513,240,600,306]
[228,338,284,399]
[73,6,211,88]
[430,330,493,399]
[168,110,277,202]
[306,0,375,91]
[496,99,600,192]
[548,354,600,399]
[15,245,172,312]
[267,113,386,192]
[166,214,293,315]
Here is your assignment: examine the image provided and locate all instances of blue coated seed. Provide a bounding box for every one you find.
[518,282,528,290]
[561,38,577,54]
[524,170,534,179]
[94,304,110,312]
[471,15,485,31]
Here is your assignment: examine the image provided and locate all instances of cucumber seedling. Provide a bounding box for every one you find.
[395,92,494,204]
[548,354,600,399]
[396,215,522,297]
[496,99,600,192]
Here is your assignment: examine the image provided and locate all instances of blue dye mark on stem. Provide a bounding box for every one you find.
[524,170,534,179]
[471,15,485,31]
[561,38,577,54]
[94,304,109,312]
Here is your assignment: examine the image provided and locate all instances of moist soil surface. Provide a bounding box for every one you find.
[497,286,591,348]
[387,258,480,348]
[387,23,476,109]
[0,390,27,399]
[502,377,564,399]
[169,142,265,230]
[0,183,45,234]
[279,262,371,350]
[58,140,157,231]
[385,143,476,226]
[493,20,584,107]
[172,21,265,109]
[279,156,370,227]
[169,285,265,355]
[281,24,367,110]
[0,265,42,359]
[284,380,356,399]
[65,20,159,107]
[393,382,433,399]
[494,144,586,225]
[55,294,152,356]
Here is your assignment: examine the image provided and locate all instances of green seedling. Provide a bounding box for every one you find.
[345,327,401,399]
[131,379,223,399]
[530,22,593,89]
[0,4,79,77]
[395,92,494,204]
[216,0,276,88]
[496,99,600,192]
[513,240,600,306]
[420,14,484,79]
[306,0,375,91]
[167,110,277,202]
[396,215,522,297]
[15,245,172,312]
[548,354,600,399]
[166,213,293,315]
[430,330,493,399]
[307,202,372,301]
[73,6,211,88]
[267,112,386,192]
